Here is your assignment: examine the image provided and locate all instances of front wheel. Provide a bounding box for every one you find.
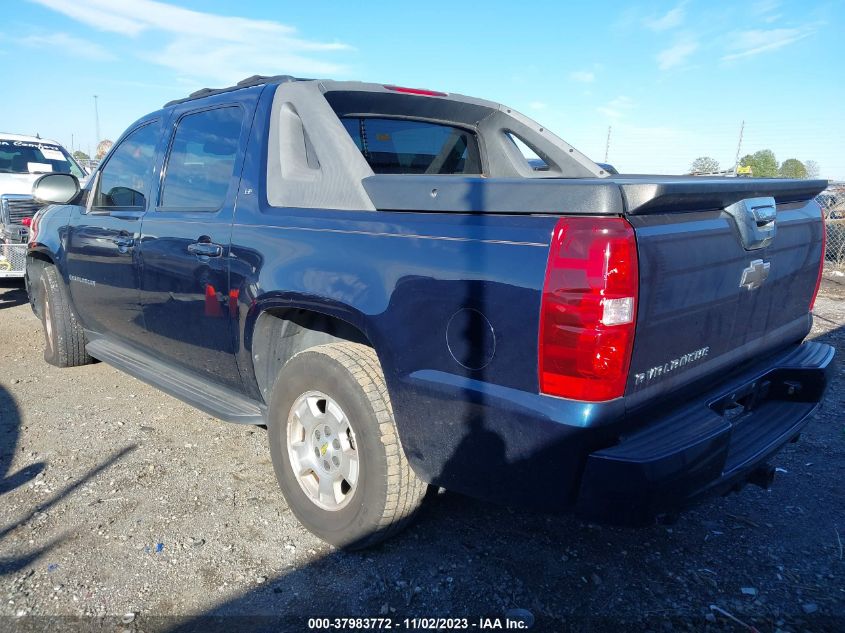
[268,342,427,549]
[37,264,94,368]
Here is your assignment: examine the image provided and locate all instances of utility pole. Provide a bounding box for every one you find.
[733,120,745,175]
[93,95,100,144]
[604,125,612,162]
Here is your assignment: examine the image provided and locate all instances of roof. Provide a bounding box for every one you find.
[0,133,65,146]
[163,74,303,107]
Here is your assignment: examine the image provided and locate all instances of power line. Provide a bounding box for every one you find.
[733,120,745,175]
[93,95,100,144]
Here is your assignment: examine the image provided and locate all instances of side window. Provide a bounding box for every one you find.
[93,121,160,210]
[160,106,244,211]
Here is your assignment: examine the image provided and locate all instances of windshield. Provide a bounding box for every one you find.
[0,139,85,178]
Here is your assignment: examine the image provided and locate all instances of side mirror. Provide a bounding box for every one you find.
[32,173,80,205]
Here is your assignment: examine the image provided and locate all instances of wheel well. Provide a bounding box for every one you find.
[27,251,54,267]
[252,308,371,402]
[25,252,54,317]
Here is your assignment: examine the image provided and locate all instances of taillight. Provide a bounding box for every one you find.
[539,217,639,401]
[810,208,826,311]
[27,212,40,243]
[383,85,447,97]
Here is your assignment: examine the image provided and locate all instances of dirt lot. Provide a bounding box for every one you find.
[0,278,843,632]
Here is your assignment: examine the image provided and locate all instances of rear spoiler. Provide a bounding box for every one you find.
[618,177,828,214]
[362,175,827,216]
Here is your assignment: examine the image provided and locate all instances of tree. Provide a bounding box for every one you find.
[805,160,820,179]
[72,150,90,161]
[95,140,113,160]
[689,156,720,174]
[779,158,807,179]
[740,149,778,178]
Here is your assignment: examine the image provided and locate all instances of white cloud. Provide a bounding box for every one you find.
[569,70,595,83]
[29,0,350,81]
[752,0,780,13]
[30,0,147,36]
[721,26,815,62]
[643,2,687,32]
[17,32,114,61]
[529,101,548,111]
[657,40,699,70]
[751,1,783,23]
[598,96,635,120]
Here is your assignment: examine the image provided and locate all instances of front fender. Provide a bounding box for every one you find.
[27,204,73,273]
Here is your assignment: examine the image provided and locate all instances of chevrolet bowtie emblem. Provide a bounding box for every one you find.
[740,259,770,291]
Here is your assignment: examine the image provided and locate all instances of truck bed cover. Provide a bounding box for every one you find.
[363,175,828,215]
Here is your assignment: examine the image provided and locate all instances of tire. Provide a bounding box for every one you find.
[268,342,427,549]
[38,265,94,367]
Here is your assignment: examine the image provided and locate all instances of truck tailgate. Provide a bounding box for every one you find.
[624,190,825,408]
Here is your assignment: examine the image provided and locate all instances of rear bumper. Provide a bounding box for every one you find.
[575,341,835,525]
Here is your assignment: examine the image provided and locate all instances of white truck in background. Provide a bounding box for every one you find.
[0,134,86,277]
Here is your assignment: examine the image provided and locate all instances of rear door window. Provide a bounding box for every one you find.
[160,106,244,211]
[341,117,481,175]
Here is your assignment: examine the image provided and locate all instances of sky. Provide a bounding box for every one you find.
[1,0,843,179]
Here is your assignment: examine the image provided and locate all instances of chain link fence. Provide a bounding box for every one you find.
[818,182,845,270]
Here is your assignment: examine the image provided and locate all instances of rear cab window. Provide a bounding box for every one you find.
[340,117,481,175]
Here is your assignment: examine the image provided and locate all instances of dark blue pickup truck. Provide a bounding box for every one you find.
[25,75,833,548]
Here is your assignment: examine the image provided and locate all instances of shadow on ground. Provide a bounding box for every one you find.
[0,379,138,576]
[0,280,28,310]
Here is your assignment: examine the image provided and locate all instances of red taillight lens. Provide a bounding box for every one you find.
[383,85,447,97]
[810,208,826,311]
[539,217,639,401]
[27,212,40,243]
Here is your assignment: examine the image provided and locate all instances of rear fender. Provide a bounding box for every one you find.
[237,292,374,400]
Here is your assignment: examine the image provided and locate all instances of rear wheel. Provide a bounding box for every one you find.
[38,265,94,367]
[268,342,427,549]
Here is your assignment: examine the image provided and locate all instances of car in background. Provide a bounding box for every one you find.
[528,157,619,174]
[0,134,86,277]
[596,161,619,175]
[817,188,843,220]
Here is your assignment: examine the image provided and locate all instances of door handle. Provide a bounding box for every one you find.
[187,241,223,258]
[114,237,135,253]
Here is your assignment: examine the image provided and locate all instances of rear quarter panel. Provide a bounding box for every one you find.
[228,200,565,485]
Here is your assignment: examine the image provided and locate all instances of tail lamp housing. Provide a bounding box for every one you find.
[810,208,826,311]
[27,211,41,244]
[539,216,639,401]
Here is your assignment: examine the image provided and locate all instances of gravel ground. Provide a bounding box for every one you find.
[0,278,842,632]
